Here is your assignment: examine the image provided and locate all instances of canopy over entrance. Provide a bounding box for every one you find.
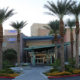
[24,42,70,66]
[24,42,70,51]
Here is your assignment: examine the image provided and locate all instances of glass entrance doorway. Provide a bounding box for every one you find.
[36,58,44,64]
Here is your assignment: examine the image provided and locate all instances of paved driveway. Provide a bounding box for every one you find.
[12,66,51,80]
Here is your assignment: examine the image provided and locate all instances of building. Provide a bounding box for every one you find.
[22,23,71,65]
[3,30,25,62]
[3,23,77,66]
[31,23,50,36]
[3,30,18,51]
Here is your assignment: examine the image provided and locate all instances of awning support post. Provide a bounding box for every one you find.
[32,51,35,66]
[50,54,52,64]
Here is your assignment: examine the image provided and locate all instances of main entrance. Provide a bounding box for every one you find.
[24,42,70,66]
[36,58,44,64]
[36,54,45,64]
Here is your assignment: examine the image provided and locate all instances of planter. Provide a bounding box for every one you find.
[48,74,80,79]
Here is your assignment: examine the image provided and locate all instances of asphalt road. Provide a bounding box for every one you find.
[49,76,80,80]
[0,78,13,80]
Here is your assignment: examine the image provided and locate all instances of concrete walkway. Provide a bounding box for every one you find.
[12,66,51,80]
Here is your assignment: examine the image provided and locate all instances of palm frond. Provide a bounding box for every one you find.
[69,2,80,16]
[44,1,59,16]
[44,0,76,18]
[67,19,76,29]
[48,20,59,34]
[10,21,27,30]
[44,26,51,30]
[4,9,15,21]
[0,8,15,23]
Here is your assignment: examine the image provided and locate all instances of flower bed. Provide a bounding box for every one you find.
[45,69,80,79]
[0,73,19,78]
[47,71,72,76]
[0,68,19,78]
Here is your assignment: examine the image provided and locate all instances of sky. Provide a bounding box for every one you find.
[0,0,79,36]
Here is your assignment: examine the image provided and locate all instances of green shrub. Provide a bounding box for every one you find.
[68,58,75,68]
[49,68,58,73]
[0,68,14,74]
[65,58,75,72]
[3,49,17,64]
[52,59,61,71]
[65,65,74,72]
[3,60,15,69]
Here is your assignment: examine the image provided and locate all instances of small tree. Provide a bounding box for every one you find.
[69,2,80,69]
[3,49,17,64]
[0,8,15,69]
[10,21,27,66]
[44,20,59,60]
[44,0,75,71]
[66,19,75,59]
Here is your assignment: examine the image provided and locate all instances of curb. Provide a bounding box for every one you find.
[40,72,48,80]
[48,74,80,79]
[0,76,15,79]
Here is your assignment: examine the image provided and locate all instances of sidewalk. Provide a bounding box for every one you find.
[12,66,51,80]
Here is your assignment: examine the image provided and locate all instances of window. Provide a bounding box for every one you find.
[8,38,17,42]
[8,30,17,33]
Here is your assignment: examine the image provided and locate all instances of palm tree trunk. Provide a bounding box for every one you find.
[54,34,58,60]
[75,34,79,68]
[70,30,74,59]
[75,17,79,69]
[60,19,65,71]
[17,30,20,66]
[0,24,3,69]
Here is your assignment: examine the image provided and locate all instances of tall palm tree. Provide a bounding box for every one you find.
[10,21,27,66]
[67,19,75,59]
[69,3,80,68]
[45,20,59,60]
[0,8,15,69]
[44,0,75,71]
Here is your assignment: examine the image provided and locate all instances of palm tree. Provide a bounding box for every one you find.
[10,21,27,66]
[67,19,75,59]
[45,20,59,60]
[69,3,80,68]
[0,8,15,69]
[44,0,75,71]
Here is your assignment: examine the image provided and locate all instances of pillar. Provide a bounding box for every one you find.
[32,51,35,66]
[50,55,52,64]
[47,50,49,64]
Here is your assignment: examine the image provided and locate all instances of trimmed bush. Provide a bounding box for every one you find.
[0,69,14,74]
[47,71,72,76]
[72,69,80,74]
[3,49,17,69]
[3,49,17,62]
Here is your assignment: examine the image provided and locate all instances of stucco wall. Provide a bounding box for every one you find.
[31,23,50,36]
[3,35,18,52]
[26,40,52,47]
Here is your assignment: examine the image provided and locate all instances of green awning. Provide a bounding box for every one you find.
[24,42,70,51]
[24,44,55,51]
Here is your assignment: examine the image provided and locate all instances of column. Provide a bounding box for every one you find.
[32,51,35,66]
[47,50,49,64]
[50,55,52,64]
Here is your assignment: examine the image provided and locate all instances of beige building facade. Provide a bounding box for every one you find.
[31,23,50,36]
[26,40,52,47]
